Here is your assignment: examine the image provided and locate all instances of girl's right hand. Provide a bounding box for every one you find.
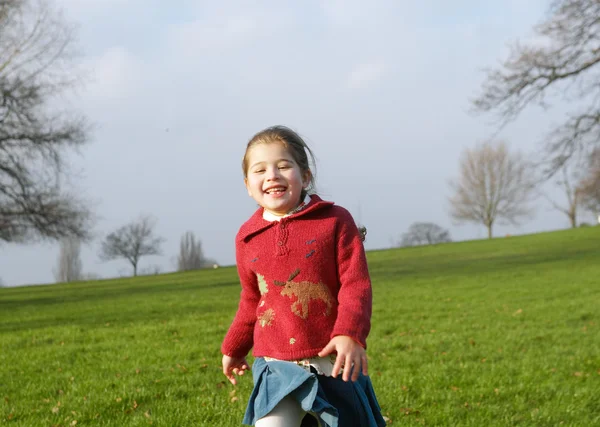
[222,355,249,385]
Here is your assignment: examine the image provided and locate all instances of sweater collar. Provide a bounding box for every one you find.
[238,194,334,242]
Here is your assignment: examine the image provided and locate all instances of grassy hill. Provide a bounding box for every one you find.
[1,227,599,426]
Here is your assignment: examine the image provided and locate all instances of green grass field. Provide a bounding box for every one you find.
[1,227,599,426]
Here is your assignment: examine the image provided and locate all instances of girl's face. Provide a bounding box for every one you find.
[244,142,310,216]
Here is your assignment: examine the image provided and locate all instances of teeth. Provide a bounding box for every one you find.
[266,188,285,194]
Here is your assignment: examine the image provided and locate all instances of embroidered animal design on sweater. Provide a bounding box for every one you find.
[258,309,275,327]
[274,269,333,319]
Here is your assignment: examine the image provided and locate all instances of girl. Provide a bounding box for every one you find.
[221,125,386,427]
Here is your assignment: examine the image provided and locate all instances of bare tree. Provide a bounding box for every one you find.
[0,0,93,243]
[399,222,452,247]
[177,231,205,271]
[578,148,600,217]
[541,164,582,228]
[53,237,82,282]
[448,140,537,239]
[99,215,164,276]
[471,0,600,175]
[176,231,218,271]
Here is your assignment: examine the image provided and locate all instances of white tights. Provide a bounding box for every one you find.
[255,396,318,427]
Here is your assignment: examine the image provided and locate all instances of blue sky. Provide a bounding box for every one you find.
[2,0,590,286]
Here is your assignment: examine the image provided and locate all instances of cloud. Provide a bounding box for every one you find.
[320,0,399,27]
[57,0,139,10]
[345,62,387,89]
[80,46,143,102]
[167,15,258,52]
[56,0,144,21]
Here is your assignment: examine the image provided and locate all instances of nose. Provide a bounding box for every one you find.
[265,166,281,181]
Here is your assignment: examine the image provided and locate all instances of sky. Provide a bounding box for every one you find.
[2,0,595,287]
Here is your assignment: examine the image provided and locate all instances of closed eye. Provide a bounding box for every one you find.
[278,161,293,169]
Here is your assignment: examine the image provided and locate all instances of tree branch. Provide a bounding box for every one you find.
[471,0,600,174]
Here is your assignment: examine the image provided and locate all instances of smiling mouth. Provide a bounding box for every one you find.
[265,186,286,194]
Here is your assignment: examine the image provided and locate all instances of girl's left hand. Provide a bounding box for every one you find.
[318,335,368,382]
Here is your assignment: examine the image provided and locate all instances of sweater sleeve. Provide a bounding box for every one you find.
[220,241,260,358]
[331,208,372,348]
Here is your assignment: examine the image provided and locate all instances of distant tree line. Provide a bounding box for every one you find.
[390,0,600,245]
[54,216,218,282]
[398,223,452,247]
[397,142,599,246]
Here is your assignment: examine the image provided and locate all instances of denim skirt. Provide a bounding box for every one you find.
[242,357,386,427]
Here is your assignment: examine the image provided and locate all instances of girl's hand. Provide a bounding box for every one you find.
[222,355,249,385]
[318,335,368,382]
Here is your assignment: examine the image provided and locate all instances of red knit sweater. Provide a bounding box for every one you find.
[221,195,372,360]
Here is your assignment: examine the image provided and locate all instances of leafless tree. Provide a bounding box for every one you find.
[177,231,205,271]
[0,0,92,244]
[448,140,537,239]
[53,237,82,282]
[99,215,164,276]
[399,222,452,247]
[471,0,600,175]
[540,163,582,228]
[176,231,218,271]
[578,148,600,216]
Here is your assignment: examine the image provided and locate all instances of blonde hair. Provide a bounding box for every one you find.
[242,125,317,197]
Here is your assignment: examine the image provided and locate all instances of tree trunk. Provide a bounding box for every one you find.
[569,212,577,228]
[487,224,493,239]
